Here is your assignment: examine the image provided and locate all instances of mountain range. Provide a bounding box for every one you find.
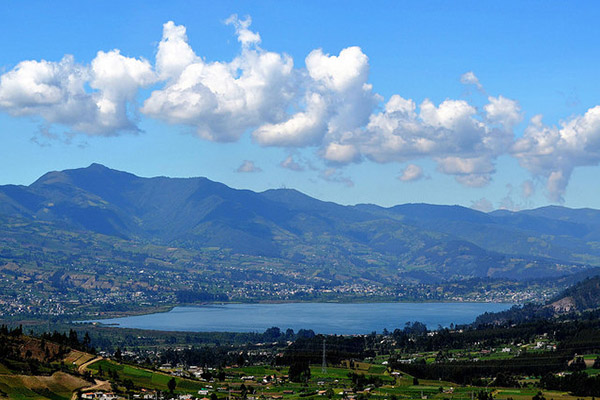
[2,163,600,283]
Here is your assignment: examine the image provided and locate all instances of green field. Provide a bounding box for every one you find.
[88,359,206,392]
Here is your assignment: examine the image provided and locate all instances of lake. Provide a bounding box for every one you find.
[86,302,513,334]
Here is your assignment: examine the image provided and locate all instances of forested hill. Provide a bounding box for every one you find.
[1,164,600,282]
[549,275,600,312]
[474,274,600,325]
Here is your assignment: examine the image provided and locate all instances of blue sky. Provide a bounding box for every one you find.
[2,1,600,210]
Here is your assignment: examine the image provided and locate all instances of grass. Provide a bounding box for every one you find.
[233,366,282,376]
[63,351,95,367]
[88,359,206,392]
[0,372,88,400]
[81,358,600,400]
[367,365,386,374]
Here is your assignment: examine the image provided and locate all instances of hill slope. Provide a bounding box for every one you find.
[474,274,600,325]
[0,164,598,282]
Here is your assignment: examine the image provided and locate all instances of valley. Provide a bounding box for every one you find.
[0,165,598,320]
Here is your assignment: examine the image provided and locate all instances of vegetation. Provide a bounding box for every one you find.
[4,300,600,400]
[4,165,600,399]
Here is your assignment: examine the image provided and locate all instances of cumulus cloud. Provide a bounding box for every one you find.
[236,160,262,173]
[498,184,519,211]
[512,107,600,202]
[484,95,523,131]
[460,71,484,92]
[0,51,155,135]
[320,168,354,187]
[522,180,535,198]
[331,94,520,186]
[471,197,494,212]
[253,46,380,149]
[398,164,424,182]
[225,14,261,48]
[2,15,599,203]
[280,155,304,171]
[143,17,296,142]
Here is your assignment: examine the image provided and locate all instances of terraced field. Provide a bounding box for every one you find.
[0,372,89,400]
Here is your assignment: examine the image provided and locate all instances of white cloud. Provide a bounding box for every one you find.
[460,71,484,92]
[498,183,519,211]
[143,18,296,142]
[522,180,535,198]
[89,50,156,132]
[155,21,198,81]
[305,47,368,92]
[3,14,599,204]
[484,95,523,131]
[225,15,261,48]
[471,197,494,212]
[253,46,380,149]
[236,160,262,173]
[0,51,155,135]
[252,93,328,146]
[320,168,354,187]
[512,107,600,202]
[337,94,518,187]
[322,142,361,164]
[398,164,424,182]
[280,155,304,171]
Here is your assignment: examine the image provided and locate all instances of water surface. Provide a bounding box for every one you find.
[86,302,512,335]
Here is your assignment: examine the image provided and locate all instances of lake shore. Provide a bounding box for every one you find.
[80,301,514,335]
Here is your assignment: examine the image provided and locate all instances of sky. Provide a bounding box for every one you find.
[2,1,600,211]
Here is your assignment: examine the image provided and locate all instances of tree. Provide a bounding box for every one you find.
[494,372,520,388]
[289,360,311,383]
[168,377,177,393]
[412,377,419,386]
[532,392,546,400]
[123,379,134,392]
[83,332,91,349]
[216,369,226,381]
[569,356,587,371]
[477,391,493,400]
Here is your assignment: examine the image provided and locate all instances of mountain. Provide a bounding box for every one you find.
[0,164,599,282]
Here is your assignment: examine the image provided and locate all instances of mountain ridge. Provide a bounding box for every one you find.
[1,163,599,282]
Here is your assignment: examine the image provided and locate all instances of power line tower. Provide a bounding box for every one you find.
[322,338,327,374]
